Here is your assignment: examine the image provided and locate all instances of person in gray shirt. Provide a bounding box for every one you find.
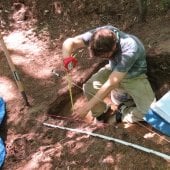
[62,25,155,123]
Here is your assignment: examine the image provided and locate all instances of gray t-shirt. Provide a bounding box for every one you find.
[79,25,147,78]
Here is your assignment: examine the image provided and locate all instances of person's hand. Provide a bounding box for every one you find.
[72,104,90,119]
[63,56,78,71]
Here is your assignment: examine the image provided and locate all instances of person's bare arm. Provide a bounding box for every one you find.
[62,36,86,57]
[73,71,127,118]
[87,71,126,109]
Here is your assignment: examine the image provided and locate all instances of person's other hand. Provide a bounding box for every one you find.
[72,104,89,119]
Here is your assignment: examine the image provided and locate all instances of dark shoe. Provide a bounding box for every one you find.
[115,110,122,123]
[96,107,113,123]
[115,103,128,123]
[107,109,122,124]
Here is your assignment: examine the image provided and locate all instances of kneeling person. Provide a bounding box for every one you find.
[62,25,155,123]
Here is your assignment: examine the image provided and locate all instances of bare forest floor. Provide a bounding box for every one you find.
[0,0,170,169]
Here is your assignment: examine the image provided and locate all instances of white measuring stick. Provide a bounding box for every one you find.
[43,122,170,161]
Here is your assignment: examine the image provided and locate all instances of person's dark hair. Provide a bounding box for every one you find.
[89,29,117,57]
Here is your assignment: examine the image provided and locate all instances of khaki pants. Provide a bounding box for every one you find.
[83,65,155,123]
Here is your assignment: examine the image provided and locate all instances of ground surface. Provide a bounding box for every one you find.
[0,0,170,169]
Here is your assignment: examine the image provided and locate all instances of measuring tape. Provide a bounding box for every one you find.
[63,56,78,112]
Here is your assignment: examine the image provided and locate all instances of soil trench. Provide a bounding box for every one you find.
[48,52,170,117]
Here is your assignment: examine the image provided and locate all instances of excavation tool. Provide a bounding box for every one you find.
[0,31,29,106]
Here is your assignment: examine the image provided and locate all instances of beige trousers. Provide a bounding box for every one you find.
[83,65,155,123]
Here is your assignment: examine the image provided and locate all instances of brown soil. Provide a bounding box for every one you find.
[0,0,170,169]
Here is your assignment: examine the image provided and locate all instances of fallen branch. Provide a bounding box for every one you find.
[43,122,170,161]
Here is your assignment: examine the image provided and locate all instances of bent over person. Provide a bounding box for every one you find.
[62,25,155,123]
